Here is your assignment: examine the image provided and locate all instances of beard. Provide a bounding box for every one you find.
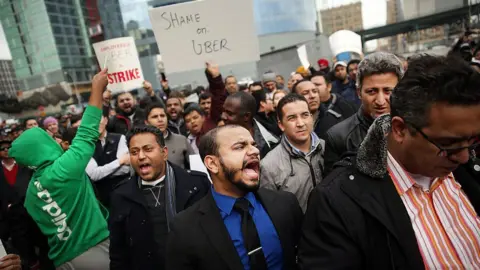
[219,157,259,193]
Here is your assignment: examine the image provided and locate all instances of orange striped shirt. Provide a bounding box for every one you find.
[387,152,480,269]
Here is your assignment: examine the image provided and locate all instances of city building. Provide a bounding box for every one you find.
[399,0,465,52]
[89,0,125,42]
[320,2,363,35]
[0,60,18,99]
[0,0,97,92]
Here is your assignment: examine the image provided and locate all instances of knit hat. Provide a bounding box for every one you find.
[318,58,329,69]
[43,116,58,128]
[296,66,310,77]
[262,72,276,83]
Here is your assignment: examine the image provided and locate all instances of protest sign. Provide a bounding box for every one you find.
[189,154,211,183]
[148,0,260,74]
[93,37,144,93]
[329,30,363,57]
[297,45,310,69]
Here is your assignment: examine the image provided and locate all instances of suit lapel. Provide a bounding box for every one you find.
[341,173,424,268]
[198,192,244,270]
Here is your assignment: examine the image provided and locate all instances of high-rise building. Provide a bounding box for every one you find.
[254,0,317,35]
[0,0,97,92]
[0,59,18,98]
[320,2,363,35]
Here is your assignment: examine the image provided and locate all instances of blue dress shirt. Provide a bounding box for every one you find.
[211,188,283,270]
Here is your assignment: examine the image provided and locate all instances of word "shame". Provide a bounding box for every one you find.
[108,68,141,84]
[161,12,200,30]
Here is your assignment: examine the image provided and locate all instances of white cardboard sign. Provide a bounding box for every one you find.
[297,45,310,69]
[329,30,363,57]
[148,0,260,74]
[93,37,144,93]
[189,154,211,183]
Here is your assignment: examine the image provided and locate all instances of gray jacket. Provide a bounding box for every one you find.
[260,134,325,212]
[165,131,195,169]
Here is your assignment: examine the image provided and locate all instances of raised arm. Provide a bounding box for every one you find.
[205,62,226,123]
[51,69,108,179]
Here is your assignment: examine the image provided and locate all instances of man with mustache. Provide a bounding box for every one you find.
[165,125,303,270]
[166,95,188,136]
[260,93,325,212]
[108,125,210,270]
[323,52,404,176]
[299,55,480,270]
[108,83,161,135]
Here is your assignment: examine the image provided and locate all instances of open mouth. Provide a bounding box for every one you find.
[139,163,152,175]
[243,160,260,180]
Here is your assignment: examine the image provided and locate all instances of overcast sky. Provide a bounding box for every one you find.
[0,23,12,60]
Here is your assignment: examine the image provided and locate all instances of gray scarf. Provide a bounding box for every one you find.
[164,163,177,232]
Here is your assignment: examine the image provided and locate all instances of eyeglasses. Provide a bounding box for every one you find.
[0,147,10,151]
[409,124,480,157]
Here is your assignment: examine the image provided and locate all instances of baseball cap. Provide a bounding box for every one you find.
[333,61,347,69]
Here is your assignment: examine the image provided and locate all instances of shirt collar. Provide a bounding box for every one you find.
[285,132,320,157]
[211,187,256,216]
[386,151,445,195]
[142,175,165,187]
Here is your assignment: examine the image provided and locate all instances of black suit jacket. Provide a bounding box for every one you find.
[299,158,480,270]
[108,163,211,270]
[166,188,303,270]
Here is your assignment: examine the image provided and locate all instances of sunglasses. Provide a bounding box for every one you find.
[1,147,11,151]
[408,123,480,157]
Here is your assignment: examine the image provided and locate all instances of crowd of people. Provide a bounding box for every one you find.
[0,32,479,270]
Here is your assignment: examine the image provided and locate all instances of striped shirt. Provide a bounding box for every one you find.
[387,152,480,269]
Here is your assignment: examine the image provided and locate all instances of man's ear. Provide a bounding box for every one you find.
[391,116,408,144]
[204,155,219,175]
[162,146,169,161]
[243,112,252,124]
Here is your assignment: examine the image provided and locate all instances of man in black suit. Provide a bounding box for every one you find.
[166,125,303,270]
[108,126,210,270]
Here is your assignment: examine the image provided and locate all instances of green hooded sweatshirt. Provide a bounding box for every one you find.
[9,106,109,267]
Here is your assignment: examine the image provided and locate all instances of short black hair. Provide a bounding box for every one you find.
[70,114,82,125]
[224,75,236,84]
[249,81,263,91]
[347,59,361,73]
[391,54,480,129]
[145,102,166,121]
[251,89,267,112]
[126,125,165,148]
[114,91,134,105]
[276,93,308,121]
[292,79,311,94]
[168,91,184,100]
[199,92,212,101]
[310,71,331,84]
[184,104,206,118]
[23,117,37,127]
[62,127,78,145]
[227,92,257,120]
[198,125,243,162]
